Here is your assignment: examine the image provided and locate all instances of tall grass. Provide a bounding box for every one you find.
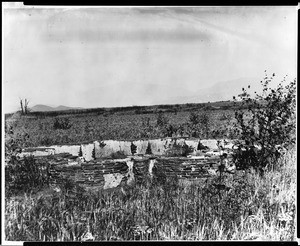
[5,148,296,241]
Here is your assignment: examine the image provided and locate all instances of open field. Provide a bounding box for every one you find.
[5,104,239,148]
[4,87,296,242]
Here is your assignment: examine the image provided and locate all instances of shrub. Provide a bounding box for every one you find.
[5,156,49,197]
[78,146,83,157]
[131,143,137,155]
[232,73,296,174]
[156,113,169,127]
[162,124,178,138]
[166,141,194,157]
[189,111,201,125]
[111,151,127,159]
[145,142,152,155]
[40,136,53,146]
[188,111,210,138]
[140,117,154,138]
[53,117,72,130]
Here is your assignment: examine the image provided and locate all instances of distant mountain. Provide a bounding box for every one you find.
[81,82,195,107]
[160,77,262,104]
[29,77,266,112]
[194,77,263,102]
[30,104,83,112]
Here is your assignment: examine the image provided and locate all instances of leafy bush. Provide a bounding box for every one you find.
[232,73,296,173]
[53,117,72,130]
[40,136,53,146]
[140,117,154,138]
[5,156,49,197]
[189,111,201,125]
[188,111,210,138]
[155,113,181,138]
[156,113,169,127]
[162,124,178,137]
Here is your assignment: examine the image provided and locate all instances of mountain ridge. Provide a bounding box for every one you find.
[29,77,266,112]
[30,104,83,112]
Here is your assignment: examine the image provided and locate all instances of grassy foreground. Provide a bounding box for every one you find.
[5,148,296,241]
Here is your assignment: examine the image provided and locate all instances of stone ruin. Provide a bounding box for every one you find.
[17,138,237,190]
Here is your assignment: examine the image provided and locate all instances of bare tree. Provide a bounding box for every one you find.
[19,98,24,114]
[24,99,29,114]
[19,98,30,114]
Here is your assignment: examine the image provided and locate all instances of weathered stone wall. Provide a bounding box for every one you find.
[19,138,235,160]
[46,155,234,190]
[49,158,130,190]
[18,138,237,190]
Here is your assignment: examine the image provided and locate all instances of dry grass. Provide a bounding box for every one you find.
[5,148,296,241]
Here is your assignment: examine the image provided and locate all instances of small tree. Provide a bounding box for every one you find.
[232,73,296,173]
[188,111,210,138]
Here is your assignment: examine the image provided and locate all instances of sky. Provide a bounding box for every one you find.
[2,4,297,113]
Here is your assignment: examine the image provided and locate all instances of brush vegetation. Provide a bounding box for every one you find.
[5,148,296,241]
[4,74,296,241]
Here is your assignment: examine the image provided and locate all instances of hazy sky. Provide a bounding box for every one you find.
[3,4,297,113]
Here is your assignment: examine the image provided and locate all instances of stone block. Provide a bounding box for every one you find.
[52,145,81,156]
[119,141,132,155]
[132,140,149,155]
[80,143,95,161]
[18,147,56,157]
[148,138,173,155]
[185,140,199,155]
[199,139,220,150]
[94,140,120,158]
[103,173,124,189]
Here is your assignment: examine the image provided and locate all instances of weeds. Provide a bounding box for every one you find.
[5,156,49,197]
[5,148,296,241]
[233,73,296,173]
[53,117,72,130]
[188,111,210,138]
[5,109,237,147]
[4,74,296,241]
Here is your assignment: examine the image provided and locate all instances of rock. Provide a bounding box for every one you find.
[199,139,220,150]
[132,140,149,155]
[185,140,199,154]
[18,147,55,157]
[52,145,81,156]
[103,173,124,189]
[148,139,170,155]
[125,159,135,185]
[81,143,94,161]
[148,159,156,177]
[94,140,131,158]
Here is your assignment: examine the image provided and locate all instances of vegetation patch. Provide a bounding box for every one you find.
[4,148,296,241]
[4,74,296,241]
